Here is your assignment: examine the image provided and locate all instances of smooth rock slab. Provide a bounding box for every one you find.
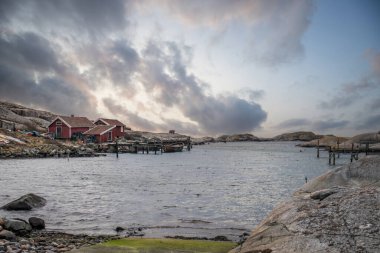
[1,193,46,211]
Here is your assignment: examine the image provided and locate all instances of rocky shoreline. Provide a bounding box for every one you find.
[230,155,380,253]
[0,229,119,253]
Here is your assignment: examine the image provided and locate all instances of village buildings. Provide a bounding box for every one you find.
[48,115,129,143]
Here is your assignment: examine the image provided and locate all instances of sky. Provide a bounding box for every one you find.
[0,0,379,137]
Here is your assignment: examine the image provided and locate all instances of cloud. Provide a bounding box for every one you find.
[0,0,129,40]
[356,114,380,130]
[277,118,311,128]
[150,0,315,66]
[370,98,380,110]
[103,98,202,135]
[238,88,265,101]
[0,32,97,117]
[139,40,267,134]
[320,49,380,110]
[0,1,268,135]
[312,120,349,131]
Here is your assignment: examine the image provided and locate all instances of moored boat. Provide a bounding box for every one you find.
[163,143,184,153]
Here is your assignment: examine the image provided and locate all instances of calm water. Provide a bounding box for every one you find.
[0,142,349,240]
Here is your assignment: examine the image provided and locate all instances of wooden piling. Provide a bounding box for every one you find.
[328,146,332,165]
[317,139,320,158]
[116,139,119,158]
[333,152,336,165]
[337,138,340,158]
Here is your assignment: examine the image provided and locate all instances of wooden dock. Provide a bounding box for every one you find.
[108,137,192,156]
[315,139,380,165]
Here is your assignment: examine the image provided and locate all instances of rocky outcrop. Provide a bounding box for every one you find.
[298,135,348,148]
[216,134,260,142]
[0,101,55,132]
[1,193,46,211]
[191,137,215,145]
[273,131,318,141]
[230,156,380,253]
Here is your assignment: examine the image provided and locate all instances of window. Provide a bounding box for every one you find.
[121,126,124,132]
[56,120,62,126]
[108,131,112,141]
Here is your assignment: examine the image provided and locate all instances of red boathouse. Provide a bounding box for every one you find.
[94,118,130,139]
[48,115,94,139]
[83,125,118,143]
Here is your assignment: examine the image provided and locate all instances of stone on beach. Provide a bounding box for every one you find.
[0,229,16,240]
[1,193,46,211]
[4,218,32,235]
[29,217,46,230]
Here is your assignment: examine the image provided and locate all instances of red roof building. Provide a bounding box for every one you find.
[48,115,94,139]
[83,125,118,143]
[94,118,130,139]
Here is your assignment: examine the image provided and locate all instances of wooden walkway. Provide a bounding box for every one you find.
[110,138,193,156]
[315,139,379,165]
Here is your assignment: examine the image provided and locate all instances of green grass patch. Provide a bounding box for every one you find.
[72,238,236,253]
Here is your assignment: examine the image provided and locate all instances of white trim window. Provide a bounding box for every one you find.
[56,120,62,126]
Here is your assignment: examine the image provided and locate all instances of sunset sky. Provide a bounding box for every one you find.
[0,0,379,137]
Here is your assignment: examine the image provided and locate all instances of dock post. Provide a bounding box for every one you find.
[147,146,149,154]
[337,138,340,158]
[333,152,336,165]
[350,143,354,162]
[328,146,332,165]
[317,139,320,158]
[116,139,119,158]
[142,147,144,154]
[365,143,369,156]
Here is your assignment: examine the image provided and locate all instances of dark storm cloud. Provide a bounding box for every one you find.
[0,32,60,73]
[0,32,96,116]
[140,40,267,134]
[277,118,311,128]
[312,120,349,131]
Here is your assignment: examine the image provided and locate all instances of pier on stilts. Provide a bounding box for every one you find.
[108,137,192,155]
[315,137,380,165]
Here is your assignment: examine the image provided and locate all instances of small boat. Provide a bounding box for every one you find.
[163,143,184,153]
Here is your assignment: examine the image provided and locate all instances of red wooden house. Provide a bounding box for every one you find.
[48,115,94,139]
[94,118,130,139]
[83,125,119,143]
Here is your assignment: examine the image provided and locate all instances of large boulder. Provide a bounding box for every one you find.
[1,193,46,211]
[4,219,32,235]
[230,156,380,253]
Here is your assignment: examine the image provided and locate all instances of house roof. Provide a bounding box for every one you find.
[50,116,94,128]
[83,125,116,135]
[96,118,125,127]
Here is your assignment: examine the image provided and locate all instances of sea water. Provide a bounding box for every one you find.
[0,142,350,240]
